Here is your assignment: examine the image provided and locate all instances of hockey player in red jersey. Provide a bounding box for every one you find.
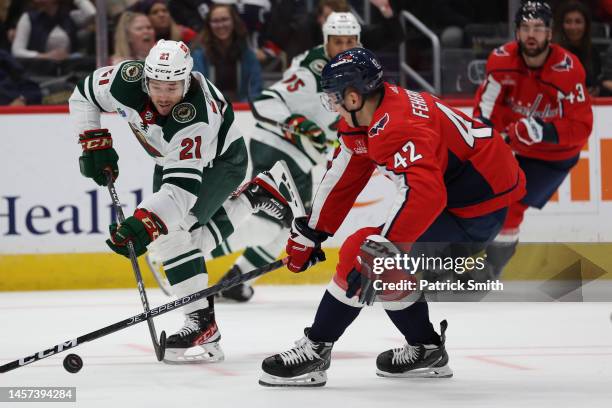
[473,1,593,278]
[258,48,526,387]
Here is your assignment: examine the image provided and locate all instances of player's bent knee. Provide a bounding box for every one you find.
[326,278,365,308]
[150,229,199,262]
[336,226,383,284]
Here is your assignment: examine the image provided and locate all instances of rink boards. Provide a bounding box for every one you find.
[1,101,612,290]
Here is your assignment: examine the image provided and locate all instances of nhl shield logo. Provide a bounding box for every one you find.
[172,103,196,123]
[121,62,144,82]
[369,113,389,138]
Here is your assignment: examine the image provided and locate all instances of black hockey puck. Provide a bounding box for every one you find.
[63,354,83,373]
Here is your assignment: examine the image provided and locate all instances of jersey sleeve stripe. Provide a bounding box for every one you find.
[478,74,502,120]
[163,177,201,196]
[76,78,87,99]
[380,169,410,238]
[216,106,234,157]
[162,172,202,182]
[162,167,203,178]
[85,75,105,112]
[265,89,287,104]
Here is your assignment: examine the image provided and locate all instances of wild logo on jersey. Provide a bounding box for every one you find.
[172,103,196,123]
[121,62,144,82]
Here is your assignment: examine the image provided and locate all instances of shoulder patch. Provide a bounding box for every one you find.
[309,59,327,75]
[121,61,144,82]
[552,54,573,72]
[172,102,196,123]
[369,113,390,138]
[493,45,509,57]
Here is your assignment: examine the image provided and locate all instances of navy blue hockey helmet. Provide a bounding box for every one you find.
[515,1,553,28]
[320,47,384,111]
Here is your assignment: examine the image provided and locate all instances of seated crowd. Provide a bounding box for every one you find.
[0,0,610,105]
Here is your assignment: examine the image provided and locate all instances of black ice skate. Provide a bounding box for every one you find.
[233,171,292,227]
[163,306,224,364]
[259,329,333,387]
[376,320,453,378]
[216,265,254,302]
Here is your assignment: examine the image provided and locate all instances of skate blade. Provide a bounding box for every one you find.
[163,343,225,364]
[258,371,327,387]
[376,364,453,378]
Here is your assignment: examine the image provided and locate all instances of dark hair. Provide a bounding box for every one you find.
[199,4,248,64]
[553,1,592,66]
[317,0,351,16]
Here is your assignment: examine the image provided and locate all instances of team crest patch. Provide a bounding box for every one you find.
[172,103,196,123]
[369,113,389,138]
[121,62,143,82]
[493,45,509,57]
[552,54,573,72]
[309,59,326,75]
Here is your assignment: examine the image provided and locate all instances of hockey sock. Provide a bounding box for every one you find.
[166,256,209,313]
[503,201,529,230]
[308,290,362,343]
[385,298,439,345]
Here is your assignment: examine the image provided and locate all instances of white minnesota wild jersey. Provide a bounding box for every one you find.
[68,60,243,228]
[253,45,339,153]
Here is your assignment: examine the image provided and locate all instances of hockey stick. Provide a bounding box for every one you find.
[106,173,166,362]
[0,258,288,373]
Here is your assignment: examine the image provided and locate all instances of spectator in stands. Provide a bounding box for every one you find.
[0,49,42,105]
[191,3,261,102]
[111,11,155,64]
[167,0,210,32]
[11,0,95,61]
[0,0,27,51]
[262,0,403,63]
[554,0,601,95]
[130,0,196,44]
[599,45,612,96]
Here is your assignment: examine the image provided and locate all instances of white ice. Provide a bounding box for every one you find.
[1,286,611,408]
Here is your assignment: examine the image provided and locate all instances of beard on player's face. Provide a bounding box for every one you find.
[519,38,550,58]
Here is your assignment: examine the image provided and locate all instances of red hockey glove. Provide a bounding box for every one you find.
[106,208,167,258]
[285,216,328,272]
[505,117,558,146]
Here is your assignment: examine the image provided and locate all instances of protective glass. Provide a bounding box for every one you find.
[320,92,342,112]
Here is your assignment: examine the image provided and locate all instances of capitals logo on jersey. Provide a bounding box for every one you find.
[552,54,573,72]
[493,45,510,57]
[369,113,389,138]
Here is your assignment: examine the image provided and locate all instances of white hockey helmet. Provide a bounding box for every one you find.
[143,39,194,97]
[322,12,361,46]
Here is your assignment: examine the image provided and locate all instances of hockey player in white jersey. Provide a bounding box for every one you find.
[69,40,294,363]
[212,12,361,302]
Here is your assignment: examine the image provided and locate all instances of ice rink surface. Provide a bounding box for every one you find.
[1,285,611,408]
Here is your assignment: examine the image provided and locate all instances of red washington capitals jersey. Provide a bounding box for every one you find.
[308,83,526,243]
[473,42,593,161]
